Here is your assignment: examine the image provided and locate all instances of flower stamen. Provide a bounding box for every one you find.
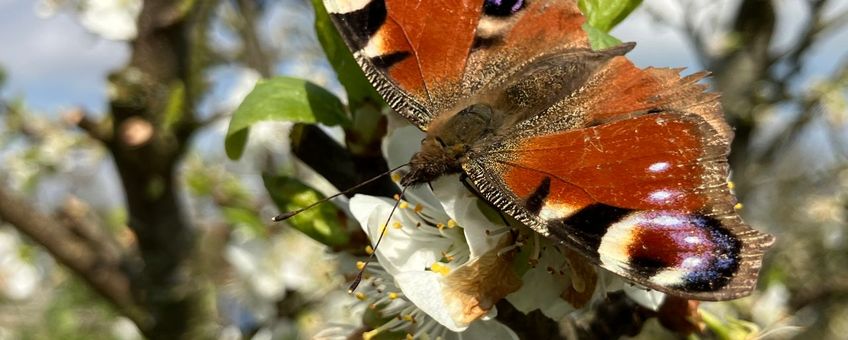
[441,251,456,262]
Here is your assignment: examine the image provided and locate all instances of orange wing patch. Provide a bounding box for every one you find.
[380,0,482,101]
[502,114,709,214]
[572,57,729,141]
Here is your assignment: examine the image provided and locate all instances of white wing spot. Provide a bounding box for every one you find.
[325,0,372,13]
[648,162,670,173]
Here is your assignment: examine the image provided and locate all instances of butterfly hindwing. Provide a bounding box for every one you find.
[466,66,774,299]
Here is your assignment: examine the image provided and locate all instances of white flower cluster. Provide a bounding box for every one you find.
[0,228,41,301]
[326,124,665,338]
[79,0,142,41]
[37,0,142,40]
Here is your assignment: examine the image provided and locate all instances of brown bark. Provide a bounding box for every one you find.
[0,186,145,327]
[104,0,219,337]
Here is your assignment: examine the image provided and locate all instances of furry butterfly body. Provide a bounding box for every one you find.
[324,0,774,300]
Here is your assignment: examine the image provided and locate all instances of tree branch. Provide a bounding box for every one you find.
[56,196,129,265]
[234,0,273,77]
[0,184,146,328]
[289,123,396,198]
[770,0,830,89]
[60,108,113,143]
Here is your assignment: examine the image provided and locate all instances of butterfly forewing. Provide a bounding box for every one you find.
[324,0,595,129]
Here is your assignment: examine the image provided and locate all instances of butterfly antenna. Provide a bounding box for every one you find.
[348,185,409,293]
[271,163,409,222]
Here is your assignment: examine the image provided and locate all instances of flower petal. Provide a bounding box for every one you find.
[442,235,522,325]
[350,194,452,274]
[383,125,450,221]
[395,271,468,332]
[506,245,575,319]
[430,176,509,258]
[623,284,666,311]
[559,246,598,309]
[383,125,423,168]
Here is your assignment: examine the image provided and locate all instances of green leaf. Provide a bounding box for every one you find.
[162,80,185,131]
[310,0,383,110]
[221,206,267,237]
[578,0,643,33]
[700,309,761,340]
[225,77,350,160]
[582,22,623,50]
[263,174,349,247]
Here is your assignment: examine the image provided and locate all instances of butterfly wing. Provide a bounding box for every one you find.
[465,58,774,300]
[323,0,593,130]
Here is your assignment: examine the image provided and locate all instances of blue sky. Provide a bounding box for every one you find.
[0,1,128,115]
[1,0,845,116]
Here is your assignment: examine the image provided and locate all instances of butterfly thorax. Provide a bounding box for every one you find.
[400,104,498,186]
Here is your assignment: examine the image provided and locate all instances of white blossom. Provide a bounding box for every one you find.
[341,123,666,337]
[79,0,142,41]
[0,229,41,300]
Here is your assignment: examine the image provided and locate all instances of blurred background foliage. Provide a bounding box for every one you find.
[0,0,846,339]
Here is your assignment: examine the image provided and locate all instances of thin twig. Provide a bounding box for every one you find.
[62,108,113,143]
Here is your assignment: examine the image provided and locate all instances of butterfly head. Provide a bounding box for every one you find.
[400,104,496,187]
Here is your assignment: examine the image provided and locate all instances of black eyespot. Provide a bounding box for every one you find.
[483,0,525,17]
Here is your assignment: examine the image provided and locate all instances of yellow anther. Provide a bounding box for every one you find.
[379,223,388,234]
[402,314,415,322]
[365,245,374,255]
[406,334,414,340]
[436,223,445,230]
[447,219,457,228]
[393,194,401,201]
[393,221,403,229]
[430,262,451,276]
[414,204,424,213]
[734,202,744,210]
[391,172,402,182]
[727,181,735,190]
[355,292,366,301]
[399,201,409,209]
[363,329,381,340]
[356,261,366,270]
[388,292,399,300]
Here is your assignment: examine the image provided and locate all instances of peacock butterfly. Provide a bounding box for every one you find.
[322,0,774,300]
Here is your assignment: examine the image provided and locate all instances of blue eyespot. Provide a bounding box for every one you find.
[483,0,525,17]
